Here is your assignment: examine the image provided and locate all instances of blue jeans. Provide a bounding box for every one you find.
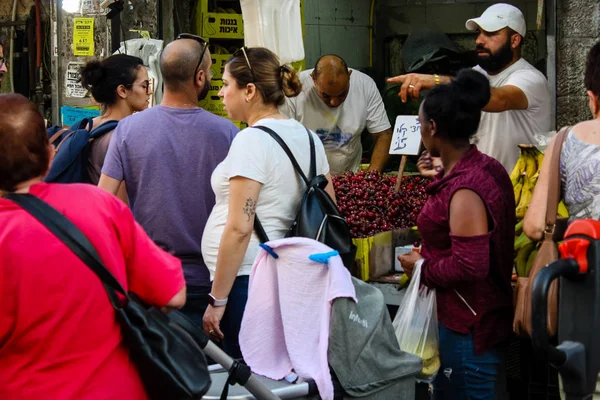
[433,325,507,400]
[218,275,249,360]
[179,285,210,330]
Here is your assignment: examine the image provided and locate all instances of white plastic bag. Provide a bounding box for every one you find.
[114,39,164,106]
[240,0,305,64]
[392,260,440,381]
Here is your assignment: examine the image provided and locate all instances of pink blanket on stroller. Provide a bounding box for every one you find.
[239,237,356,400]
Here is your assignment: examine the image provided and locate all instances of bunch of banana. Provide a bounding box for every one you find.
[511,145,571,278]
[418,343,440,378]
[515,172,538,219]
[511,146,543,207]
[514,233,537,277]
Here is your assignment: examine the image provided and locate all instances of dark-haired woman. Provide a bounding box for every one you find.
[399,69,515,399]
[80,54,150,188]
[525,41,600,238]
[523,41,600,400]
[201,47,334,358]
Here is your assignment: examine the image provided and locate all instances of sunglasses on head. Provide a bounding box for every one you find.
[176,33,209,78]
[233,46,255,82]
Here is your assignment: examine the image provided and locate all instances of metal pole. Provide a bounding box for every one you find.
[546,0,557,130]
[51,0,61,126]
[203,341,282,400]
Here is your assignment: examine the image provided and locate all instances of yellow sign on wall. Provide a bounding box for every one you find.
[73,18,94,56]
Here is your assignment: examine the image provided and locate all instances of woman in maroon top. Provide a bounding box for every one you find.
[399,69,516,399]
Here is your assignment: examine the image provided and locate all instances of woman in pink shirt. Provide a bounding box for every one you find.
[0,94,186,399]
[399,70,516,399]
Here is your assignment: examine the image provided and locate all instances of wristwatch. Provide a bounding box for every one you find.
[208,293,228,307]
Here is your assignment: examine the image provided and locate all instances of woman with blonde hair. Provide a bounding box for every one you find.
[201,47,335,358]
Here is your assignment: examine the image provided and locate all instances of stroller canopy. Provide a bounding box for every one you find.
[329,278,422,398]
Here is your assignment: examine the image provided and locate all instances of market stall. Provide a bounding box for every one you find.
[332,170,429,307]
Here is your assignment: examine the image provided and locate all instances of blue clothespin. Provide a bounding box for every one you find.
[309,250,339,264]
[259,243,279,259]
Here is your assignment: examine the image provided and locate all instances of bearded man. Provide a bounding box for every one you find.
[98,34,239,327]
[389,3,551,172]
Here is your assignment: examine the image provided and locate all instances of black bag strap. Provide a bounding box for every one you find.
[219,361,252,400]
[4,193,126,308]
[252,125,317,243]
[253,214,270,244]
[253,125,316,184]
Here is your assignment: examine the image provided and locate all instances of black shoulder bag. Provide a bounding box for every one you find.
[252,126,356,270]
[5,193,211,400]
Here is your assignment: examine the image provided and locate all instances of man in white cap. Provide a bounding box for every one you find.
[388,3,551,172]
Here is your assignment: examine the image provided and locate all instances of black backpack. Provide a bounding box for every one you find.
[253,125,356,270]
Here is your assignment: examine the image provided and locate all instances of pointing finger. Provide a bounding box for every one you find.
[387,74,407,83]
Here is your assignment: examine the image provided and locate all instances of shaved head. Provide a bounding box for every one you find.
[160,38,210,91]
[313,55,349,80]
[311,55,352,108]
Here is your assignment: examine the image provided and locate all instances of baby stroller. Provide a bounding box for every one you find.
[196,238,422,399]
[531,219,600,399]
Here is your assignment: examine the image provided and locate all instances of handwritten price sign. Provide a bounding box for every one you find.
[389,115,422,156]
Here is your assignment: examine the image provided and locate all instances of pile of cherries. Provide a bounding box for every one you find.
[332,171,429,238]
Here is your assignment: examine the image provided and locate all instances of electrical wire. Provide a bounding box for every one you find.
[174,1,181,35]
[10,0,18,93]
[369,0,375,68]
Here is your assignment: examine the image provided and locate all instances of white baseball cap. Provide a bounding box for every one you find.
[466,3,526,37]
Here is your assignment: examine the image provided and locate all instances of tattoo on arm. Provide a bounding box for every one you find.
[243,198,257,222]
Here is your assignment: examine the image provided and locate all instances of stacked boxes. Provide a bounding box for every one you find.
[201,13,244,39]
[194,0,304,129]
[195,0,246,129]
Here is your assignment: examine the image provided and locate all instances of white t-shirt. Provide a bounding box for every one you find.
[473,58,551,171]
[201,118,330,278]
[280,69,391,176]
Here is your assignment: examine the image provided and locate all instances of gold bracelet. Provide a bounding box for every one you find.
[434,74,440,85]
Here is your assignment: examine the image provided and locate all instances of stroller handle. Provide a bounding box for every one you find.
[531,258,580,364]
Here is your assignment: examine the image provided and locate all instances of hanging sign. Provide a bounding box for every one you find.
[73,17,95,56]
[389,115,422,156]
[81,0,104,15]
[61,106,100,127]
[65,62,87,98]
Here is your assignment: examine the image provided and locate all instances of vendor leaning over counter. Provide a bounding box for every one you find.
[389,3,551,172]
[280,55,392,176]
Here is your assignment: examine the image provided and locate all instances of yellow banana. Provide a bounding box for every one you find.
[531,170,540,186]
[516,176,534,219]
[421,357,440,377]
[515,219,524,235]
[398,274,410,289]
[524,151,538,179]
[558,201,569,218]
[516,242,536,277]
[525,246,539,277]
[514,232,533,252]
[536,152,544,173]
[514,176,524,205]
[510,156,526,184]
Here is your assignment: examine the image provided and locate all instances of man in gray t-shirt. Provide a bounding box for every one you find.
[99,36,238,326]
